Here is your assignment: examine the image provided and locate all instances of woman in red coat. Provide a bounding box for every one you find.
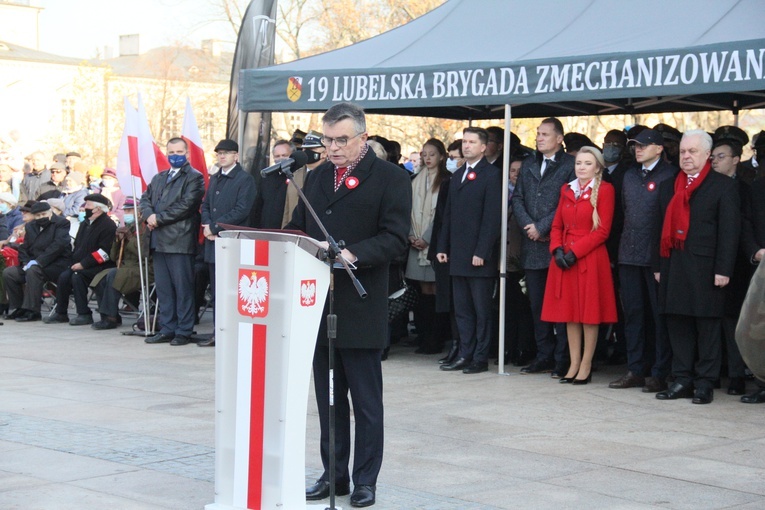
[542,146,617,384]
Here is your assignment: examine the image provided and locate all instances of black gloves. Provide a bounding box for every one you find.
[553,247,569,269]
[563,250,577,268]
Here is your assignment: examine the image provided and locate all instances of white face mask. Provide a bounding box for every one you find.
[446,158,459,173]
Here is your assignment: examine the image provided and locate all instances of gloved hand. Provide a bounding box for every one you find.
[22,260,38,271]
[553,247,569,269]
[563,250,577,268]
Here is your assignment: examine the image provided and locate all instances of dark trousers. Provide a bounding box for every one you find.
[452,275,495,363]
[4,264,48,312]
[208,262,216,323]
[525,268,567,364]
[54,268,92,316]
[620,265,671,378]
[94,269,121,318]
[504,271,535,355]
[153,251,195,337]
[313,347,384,486]
[665,314,722,390]
[722,316,746,378]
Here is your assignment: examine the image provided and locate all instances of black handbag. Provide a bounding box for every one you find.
[388,270,418,322]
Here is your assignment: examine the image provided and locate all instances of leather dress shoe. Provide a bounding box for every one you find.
[197,336,215,347]
[43,313,69,324]
[440,357,470,371]
[69,314,93,326]
[145,333,174,344]
[305,479,350,500]
[727,377,746,395]
[642,377,668,393]
[350,484,376,508]
[656,382,694,400]
[170,335,190,346]
[15,310,41,322]
[463,361,488,374]
[4,308,24,320]
[571,373,592,385]
[550,364,567,379]
[520,359,554,374]
[609,371,645,389]
[692,387,714,404]
[438,340,459,364]
[741,388,765,404]
[559,376,575,383]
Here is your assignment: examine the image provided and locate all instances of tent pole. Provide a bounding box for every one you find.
[497,104,511,376]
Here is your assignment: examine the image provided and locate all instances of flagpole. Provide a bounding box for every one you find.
[131,177,151,335]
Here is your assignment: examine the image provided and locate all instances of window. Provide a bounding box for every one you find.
[62,99,76,132]
[204,111,215,140]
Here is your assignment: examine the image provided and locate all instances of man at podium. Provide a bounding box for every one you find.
[286,102,411,508]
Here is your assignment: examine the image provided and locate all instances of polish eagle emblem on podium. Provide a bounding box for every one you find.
[300,279,317,307]
[238,269,270,318]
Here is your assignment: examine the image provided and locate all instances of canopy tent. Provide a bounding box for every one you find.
[240,0,765,119]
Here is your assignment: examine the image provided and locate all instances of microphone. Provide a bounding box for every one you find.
[260,150,310,178]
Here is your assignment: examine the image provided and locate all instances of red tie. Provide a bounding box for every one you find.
[335,167,347,188]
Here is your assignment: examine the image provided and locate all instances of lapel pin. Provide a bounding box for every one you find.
[345,176,359,189]
[467,171,476,181]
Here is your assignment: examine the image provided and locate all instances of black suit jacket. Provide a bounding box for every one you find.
[741,177,765,264]
[286,149,411,349]
[437,157,502,277]
[658,170,740,317]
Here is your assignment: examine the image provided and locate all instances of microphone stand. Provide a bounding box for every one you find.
[280,166,366,510]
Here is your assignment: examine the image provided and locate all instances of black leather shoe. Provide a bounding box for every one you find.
[350,485,376,508]
[438,340,459,364]
[4,308,24,320]
[520,359,554,374]
[462,361,488,374]
[145,333,174,344]
[69,314,93,326]
[692,387,714,404]
[440,357,470,371]
[656,382,694,400]
[305,480,350,500]
[550,364,567,379]
[572,373,592,385]
[197,336,215,347]
[642,377,668,393]
[15,310,41,322]
[170,335,190,346]
[727,377,746,396]
[559,376,575,383]
[43,313,69,324]
[92,317,120,330]
[741,388,765,404]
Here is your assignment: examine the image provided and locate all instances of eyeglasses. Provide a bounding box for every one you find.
[320,132,365,148]
[51,169,66,174]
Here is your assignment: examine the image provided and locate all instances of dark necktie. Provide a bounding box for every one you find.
[642,167,649,178]
[542,158,553,176]
[166,170,176,183]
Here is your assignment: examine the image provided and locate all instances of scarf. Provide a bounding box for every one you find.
[410,168,438,265]
[660,161,711,257]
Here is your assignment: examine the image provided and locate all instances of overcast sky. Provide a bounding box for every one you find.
[38,0,236,58]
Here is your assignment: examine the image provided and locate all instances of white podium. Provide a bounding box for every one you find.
[206,230,331,510]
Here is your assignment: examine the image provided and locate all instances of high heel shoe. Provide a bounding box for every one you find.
[559,377,575,383]
[572,373,592,385]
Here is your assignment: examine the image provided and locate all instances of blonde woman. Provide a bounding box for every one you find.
[541,146,617,384]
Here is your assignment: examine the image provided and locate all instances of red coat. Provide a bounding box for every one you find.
[541,180,617,324]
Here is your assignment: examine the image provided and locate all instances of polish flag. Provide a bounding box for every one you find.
[182,97,209,188]
[115,97,144,195]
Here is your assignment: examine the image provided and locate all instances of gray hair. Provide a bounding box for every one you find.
[322,102,366,134]
[366,139,387,160]
[682,129,713,151]
[94,202,110,214]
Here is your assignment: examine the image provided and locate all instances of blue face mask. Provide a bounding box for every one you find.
[167,154,187,168]
[0,203,9,214]
[446,158,459,172]
[78,211,86,222]
[124,214,135,225]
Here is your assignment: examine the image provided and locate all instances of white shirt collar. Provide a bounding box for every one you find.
[568,178,594,198]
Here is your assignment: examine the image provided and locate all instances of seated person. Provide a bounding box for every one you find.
[0,192,22,234]
[43,194,117,325]
[3,202,72,321]
[90,198,152,330]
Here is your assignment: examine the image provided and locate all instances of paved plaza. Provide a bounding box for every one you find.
[1,311,765,509]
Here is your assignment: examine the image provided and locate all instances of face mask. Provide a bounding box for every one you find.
[304,150,322,164]
[168,154,187,168]
[0,203,8,214]
[36,217,51,227]
[84,208,94,220]
[124,214,135,225]
[78,211,86,222]
[603,146,623,162]
[446,158,459,172]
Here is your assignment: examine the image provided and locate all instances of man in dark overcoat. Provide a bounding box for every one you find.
[512,118,575,377]
[199,139,256,347]
[656,130,740,405]
[436,127,502,374]
[3,201,72,321]
[43,193,117,326]
[140,137,205,346]
[286,102,410,508]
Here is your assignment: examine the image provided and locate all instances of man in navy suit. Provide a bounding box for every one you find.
[437,127,502,374]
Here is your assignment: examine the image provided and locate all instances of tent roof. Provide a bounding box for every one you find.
[240,0,765,119]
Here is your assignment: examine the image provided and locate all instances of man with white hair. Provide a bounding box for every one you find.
[655,129,740,405]
[43,194,117,326]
